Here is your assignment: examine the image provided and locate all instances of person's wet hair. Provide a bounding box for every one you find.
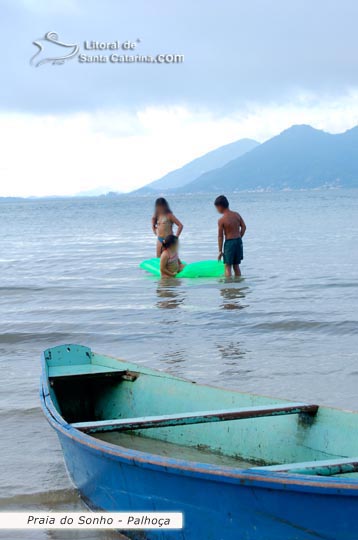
[154,197,172,216]
[214,195,229,209]
[162,234,178,251]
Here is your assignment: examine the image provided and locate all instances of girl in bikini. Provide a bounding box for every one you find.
[152,198,183,257]
[160,235,185,278]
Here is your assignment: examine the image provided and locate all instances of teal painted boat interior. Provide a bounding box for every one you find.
[45,344,358,475]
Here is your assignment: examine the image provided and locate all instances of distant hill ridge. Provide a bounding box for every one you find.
[134,138,259,193]
[176,124,358,192]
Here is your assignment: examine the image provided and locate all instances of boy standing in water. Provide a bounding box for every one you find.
[214,195,246,277]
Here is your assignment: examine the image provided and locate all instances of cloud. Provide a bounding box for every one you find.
[2,0,358,113]
[1,0,358,196]
[1,95,358,197]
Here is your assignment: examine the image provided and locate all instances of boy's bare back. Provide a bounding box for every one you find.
[219,210,245,240]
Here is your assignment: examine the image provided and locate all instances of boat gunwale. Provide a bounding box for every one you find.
[40,347,358,495]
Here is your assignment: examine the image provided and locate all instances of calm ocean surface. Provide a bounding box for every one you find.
[0,190,357,539]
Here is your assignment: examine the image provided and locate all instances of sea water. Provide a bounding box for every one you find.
[0,190,357,539]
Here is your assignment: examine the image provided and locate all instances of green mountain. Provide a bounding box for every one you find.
[179,125,358,192]
[134,138,259,193]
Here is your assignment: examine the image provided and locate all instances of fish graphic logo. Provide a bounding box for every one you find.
[30,31,79,67]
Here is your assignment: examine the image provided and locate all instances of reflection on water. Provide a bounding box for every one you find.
[156,279,185,310]
[154,280,186,368]
[217,341,246,361]
[216,341,254,379]
[220,281,248,311]
[158,349,186,368]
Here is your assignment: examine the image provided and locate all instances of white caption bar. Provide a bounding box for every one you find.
[0,512,183,530]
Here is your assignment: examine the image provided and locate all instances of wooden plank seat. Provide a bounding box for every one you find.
[250,457,358,476]
[71,402,318,434]
[49,368,138,384]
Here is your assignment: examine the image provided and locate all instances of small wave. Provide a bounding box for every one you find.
[0,406,42,419]
[0,332,86,344]
[0,286,47,293]
[249,320,358,335]
[0,488,78,506]
[298,283,358,292]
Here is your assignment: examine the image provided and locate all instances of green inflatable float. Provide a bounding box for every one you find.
[140,258,224,278]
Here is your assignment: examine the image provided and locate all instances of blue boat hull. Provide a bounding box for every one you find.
[56,428,358,540]
[40,344,358,540]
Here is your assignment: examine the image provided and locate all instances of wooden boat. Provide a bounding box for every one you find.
[41,344,358,540]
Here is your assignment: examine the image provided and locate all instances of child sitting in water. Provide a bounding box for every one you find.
[152,198,183,257]
[160,235,185,278]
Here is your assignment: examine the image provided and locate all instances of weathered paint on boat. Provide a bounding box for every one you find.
[40,344,358,540]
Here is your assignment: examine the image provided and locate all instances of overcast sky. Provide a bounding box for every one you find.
[1,0,358,196]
